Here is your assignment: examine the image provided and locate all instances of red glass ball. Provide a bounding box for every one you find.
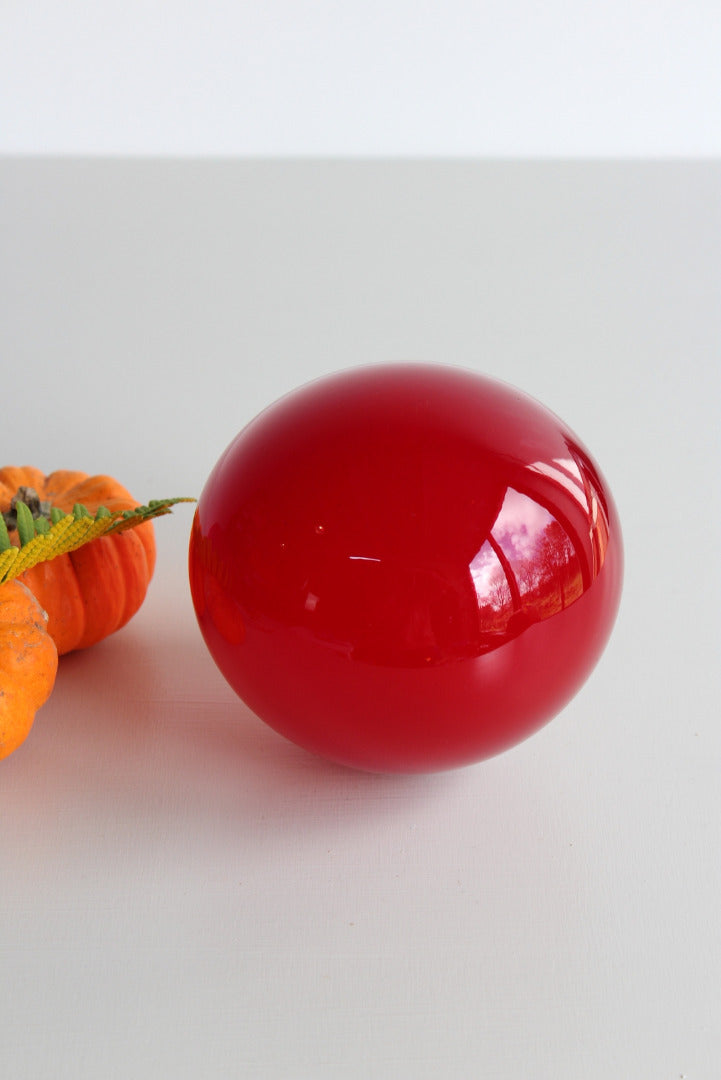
[189,365,623,773]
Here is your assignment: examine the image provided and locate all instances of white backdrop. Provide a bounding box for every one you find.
[1,158,719,1079]
[1,4,720,1075]
[1,0,719,156]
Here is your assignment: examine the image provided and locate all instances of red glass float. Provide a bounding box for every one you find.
[189,365,623,772]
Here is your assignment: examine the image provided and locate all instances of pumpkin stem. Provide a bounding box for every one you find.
[1,486,54,533]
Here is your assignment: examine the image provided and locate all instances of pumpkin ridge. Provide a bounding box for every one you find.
[42,470,91,502]
[21,550,87,655]
[109,528,151,632]
[48,474,134,511]
[0,467,47,503]
[69,533,127,651]
[127,518,156,580]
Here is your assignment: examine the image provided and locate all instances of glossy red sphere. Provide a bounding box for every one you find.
[189,365,623,773]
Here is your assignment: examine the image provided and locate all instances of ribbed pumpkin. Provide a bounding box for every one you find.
[0,467,156,655]
[0,579,58,759]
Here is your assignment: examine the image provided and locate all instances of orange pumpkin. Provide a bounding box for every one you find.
[0,467,156,655]
[0,580,58,759]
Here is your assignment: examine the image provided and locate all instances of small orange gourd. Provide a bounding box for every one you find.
[0,471,191,760]
[0,467,157,655]
[0,580,58,759]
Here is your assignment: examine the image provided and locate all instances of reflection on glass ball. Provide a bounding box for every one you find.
[189,364,623,773]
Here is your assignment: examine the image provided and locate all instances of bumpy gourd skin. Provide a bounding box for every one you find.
[0,580,58,759]
[0,467,156,655]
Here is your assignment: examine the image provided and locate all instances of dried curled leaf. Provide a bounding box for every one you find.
[0,498,194,586]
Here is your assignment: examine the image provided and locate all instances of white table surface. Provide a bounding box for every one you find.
[1,160,719,1079]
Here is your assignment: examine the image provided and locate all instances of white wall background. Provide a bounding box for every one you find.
[1,0,719,156]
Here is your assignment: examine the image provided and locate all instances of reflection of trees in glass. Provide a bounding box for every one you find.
[472,447,611,650]
[487,567,511,611]
[523,518,582,617]
[517,557,541,596]
[536,520,576,607]
[477,516,582,637]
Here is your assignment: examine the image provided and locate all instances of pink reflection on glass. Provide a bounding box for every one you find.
[471,485,588,647]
